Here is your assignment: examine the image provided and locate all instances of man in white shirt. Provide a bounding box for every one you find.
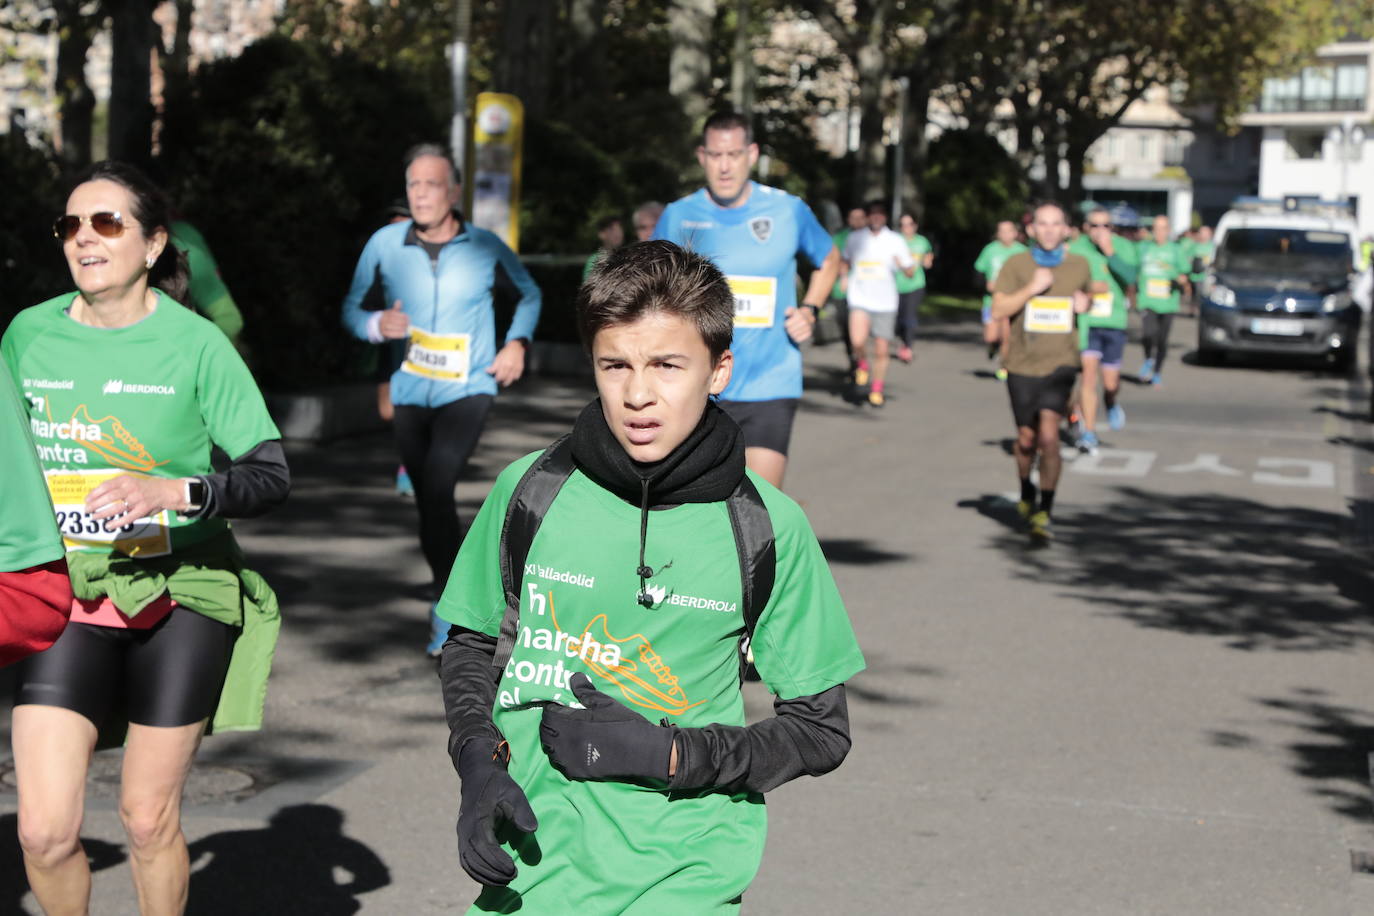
[841,200,915,406]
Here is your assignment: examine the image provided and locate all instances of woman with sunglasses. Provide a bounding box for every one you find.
[2,160,289,915]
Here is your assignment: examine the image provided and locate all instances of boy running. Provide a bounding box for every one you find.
[437,241,865,912]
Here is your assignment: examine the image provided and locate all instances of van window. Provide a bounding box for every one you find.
[1218,228,1351,273]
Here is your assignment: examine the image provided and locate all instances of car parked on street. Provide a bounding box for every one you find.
[1197,199,1363,372]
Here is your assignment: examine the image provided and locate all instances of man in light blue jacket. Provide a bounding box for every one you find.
[343,143,541,655]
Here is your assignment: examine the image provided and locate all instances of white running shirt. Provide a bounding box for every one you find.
[844,227,914,313]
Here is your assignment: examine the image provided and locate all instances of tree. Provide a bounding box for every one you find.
[668,0,717,132]
[106,0,155,164]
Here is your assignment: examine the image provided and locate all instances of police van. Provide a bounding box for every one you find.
[1197,198,1365,372]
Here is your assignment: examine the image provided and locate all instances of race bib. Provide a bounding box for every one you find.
[855,259,886,281]
[727,275,777,328]
[1145,278,1172,299]
[1024,296,1074,334]
[403,328,471,381]
[1090,293,1114,319]
[45,469,172,558]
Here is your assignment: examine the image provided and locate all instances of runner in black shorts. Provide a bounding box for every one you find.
[4,161,289,915]
[991,201,1097,543]
[715,398,800,456]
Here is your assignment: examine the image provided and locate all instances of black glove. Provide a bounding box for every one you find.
[539,673,675,782]
[456,738,538,887]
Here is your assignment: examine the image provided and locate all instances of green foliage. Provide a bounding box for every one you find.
[0,136,67,332]
[921,129,1028,292]
[157,35,446,389]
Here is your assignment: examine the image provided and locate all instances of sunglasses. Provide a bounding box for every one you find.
[1086,222,1112,229]
[53,211,129,242]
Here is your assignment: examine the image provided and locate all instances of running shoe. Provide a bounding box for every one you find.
[1027,510,1053,542]
[427,602,448,657]
[1107,404,1126,430]
[1077,430,1100,455]
[1137,358,1155,383]
[1151,374,1163,387]
[994,368,1008,382]
[396,465,414,497]
[868,389,885,407]
[1016,499,1034,522]
[854,366,870,387]
[896,345,913,364]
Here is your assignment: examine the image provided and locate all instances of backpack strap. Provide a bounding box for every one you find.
[493,435,575,669]
[726,474,776,681]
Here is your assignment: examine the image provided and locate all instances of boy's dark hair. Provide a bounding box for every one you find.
[865,199,887,214]
[701,110,753,145]
[577,241,734,361]
[596,215,623,233]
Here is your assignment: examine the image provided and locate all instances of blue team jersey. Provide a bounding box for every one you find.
[654,182,834,401]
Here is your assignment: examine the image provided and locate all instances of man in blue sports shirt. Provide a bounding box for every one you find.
[342,143,541,655]
[654,111,840,488]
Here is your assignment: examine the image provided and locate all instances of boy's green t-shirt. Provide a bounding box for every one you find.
[1137,240,1188,313]
[1,292,280,558]
[0,365,66,572]
[438,453,866,914]
[894,233,932,294]
[973,240,1028,310]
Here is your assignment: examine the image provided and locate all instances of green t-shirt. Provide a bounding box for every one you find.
[1069,234,1136,335]
[1186,239,1214,283]
[438,452,865,914]
[581,250,605,282]
[894,234,932,294]
[1,291,280,557]
[0,365,65,572]
[830,229,851,299]
[973,241,1028,309]
[1137,240,1188,313]
[171,221,244,345]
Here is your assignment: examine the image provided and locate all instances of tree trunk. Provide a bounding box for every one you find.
[565,0,607,105]
[1065,136,1090,211]
[497,0,555,120]
[853,41,889,203]
[903,69,933,217]
[107,0,156,166]
[53,1,99,171]
[729,0,754,116]
[668,0,716,131]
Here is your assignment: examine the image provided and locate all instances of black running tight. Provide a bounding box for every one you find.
[393,395,494,585]
[1141,311,1175,372]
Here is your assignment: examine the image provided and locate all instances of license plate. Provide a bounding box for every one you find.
[1249,318,1303,337]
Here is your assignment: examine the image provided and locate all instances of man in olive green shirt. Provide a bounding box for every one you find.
[992,202,1097,543]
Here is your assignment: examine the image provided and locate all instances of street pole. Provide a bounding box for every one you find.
[450,0,473,183]
[891,77,909,222]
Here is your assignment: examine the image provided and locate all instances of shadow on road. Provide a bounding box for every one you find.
[187,804,389,915]
[0,812,126,915]
[981,485,1374,653]
[818,539,911,567]
[1208,687,1374,823]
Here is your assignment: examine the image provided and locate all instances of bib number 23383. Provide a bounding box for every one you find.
[45,469,171,558]
[403,328,471,381]
[727,275,778,328]
[1024,296,1074,334]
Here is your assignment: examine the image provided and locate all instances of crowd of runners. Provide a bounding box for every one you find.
[2,108,1231,914]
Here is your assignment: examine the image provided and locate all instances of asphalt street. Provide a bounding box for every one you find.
[2,313,1372,914]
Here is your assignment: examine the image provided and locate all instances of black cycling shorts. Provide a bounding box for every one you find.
[717,398,800,456]
[1006,366,1078,430]
[15,609,237,729]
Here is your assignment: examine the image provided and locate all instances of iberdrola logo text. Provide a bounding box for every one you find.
[103,379,175,395]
